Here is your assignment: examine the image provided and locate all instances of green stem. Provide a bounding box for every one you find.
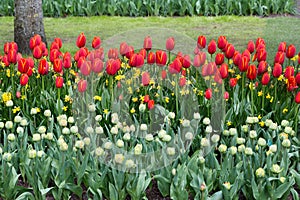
[242,73,245,102]
[58,88,61,114]
[42,76,45,92]
[10,65,14,93]
[262,86,265,112]
[295,104,299,136]
[175,77,179,117]
[251,81,254,116]
[274,79,277,106]
[109,75,114,106]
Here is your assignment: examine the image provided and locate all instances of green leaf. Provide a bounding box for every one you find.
[15,192,35,200]
[208,191,223,200]
[272,178,294,199]
[109,182,119,200]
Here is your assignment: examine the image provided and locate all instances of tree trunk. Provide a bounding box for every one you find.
[14,0,47,55]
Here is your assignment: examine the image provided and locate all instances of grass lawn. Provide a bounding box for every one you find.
[0,16,299,63]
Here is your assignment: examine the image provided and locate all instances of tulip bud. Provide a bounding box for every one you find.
[284,66,294,79]
[208,40,216,54]
[217,36,227,50]
[286,44,296,58]
[261,72,270,85]
[78,79,87,93]
[274,51,285,65]
[247,40,255,54]
[205,88,212,100]
[92,36,101,49]
[215,53,224,65]
[166,37,175,51]
[156,50,167,66]
[247,64,257,80]
[76,32,86,48]
[295,92,300,104]
[143,36,152,51]
[55,76,64,88]
[147,51,155,64]
[20,73,29,86]
[197,35,206,49]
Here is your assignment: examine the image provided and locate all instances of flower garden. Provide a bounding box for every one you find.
[0,30,300,200]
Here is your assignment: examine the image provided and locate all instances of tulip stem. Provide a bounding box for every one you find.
[274,79,277,106]
[251,81,254,116]
[295,104,299,136]
[175,78,179,117]
[109,75,114,106]
[42,76,45,92]
[262,86,265,112]
[57,88,61,114]
[10,65,14,93]
[242,73,245,102]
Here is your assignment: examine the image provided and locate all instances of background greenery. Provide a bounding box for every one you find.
[0,0,296,17]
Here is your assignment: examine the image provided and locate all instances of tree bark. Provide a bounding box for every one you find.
[14,0,47,55]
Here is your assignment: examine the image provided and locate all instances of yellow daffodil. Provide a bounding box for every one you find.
[228,69,235,74]
[115,75,125,81]
[132,97,138,102]
[258,115,262,119]
[2,92,12,103]
[236,74,241,80]
[6,69,11,77]
[282,108,288,114]
[139,95,144,102]
[103,109,109,114]
[94,95,102,101]
[165,97,169,103]
[171,81,176,87]
[130,108,135,113]
[270,97,274,103]
[226,121,232,126]
[258,90,263,97]
[266,93,271,99]
[63,106,68,111]
[229,59,233,65]
[12,106,21,114]
[198,90,203,96]
[278,75,284,82]
[259,121,265,127]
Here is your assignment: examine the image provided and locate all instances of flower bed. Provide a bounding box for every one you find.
[0,33,299,199]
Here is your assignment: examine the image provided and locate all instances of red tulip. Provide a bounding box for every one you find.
[274,51,285,65]
[161,70,167,79]
[225,43,235,59]
[214,72,222,85]
[106,59,120,76]
[32,45,43,59]
[125,46,134,59]
[182,55,191,68]
[193,54,201,67]
[29,35,41,50]
[77,57,85,69]
[256,48,267,62]
[144,36,152,51]
[295,73,300,85]
[2,55,10,67]
[238,55,249,72]
[205,88,212,100]
[247,64,257,80]
[147,52,156,64]
[272,63,282,78]
[284,66,294,79]
[148,99,155,110]
[257,61,268,75]
[139,49,147,59]
[76,32,86,48]
[242,49,251,61]
[55,76,64,88]
[50,49,62,63]
[108,48,119,59]
[63,53,72,69]
[92,58,103,73]
[50,42,60,51]
[119,42,128,56]
[81,60,92,76]
[287,76,297,91]
[166,37,175,51]
[9,42,18,52]
[277,42,286,52]
[27,57,34,68]
[255,38,265,48]
[181,69,186,76]
[215,53,224,65]
[247,40,255,54]
[169,58,182,74]
[208,40,217,54]
[92,36,101,49]
[179,77,186,87]
[286,44,296,59]
[78,79,87,93]
[38,59,49,75]
[197,35,206,49]
[295,92,300,104]
[18,58,29,74]
[207,62,217,76]
[54,38,62,49]
[261,72,270,85]
[20,73,29,86]
[156,50,167,66]
[219,63,228,79]
[136,54,144,68]
[217,36,227,50]
[142,72,150,86]
[201,64,209,77]
[224,91,229,100]
[94,48,104,60]
[229,78,238,87]
[8,49,17,64]
[233,51,241,66]
[194,47,200,55]
[3,42,10,54]
[53,58,63,73]
[144,95,150,103]
[27,67,33,77]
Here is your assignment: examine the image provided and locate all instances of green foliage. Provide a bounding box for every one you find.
[0,0,296,17]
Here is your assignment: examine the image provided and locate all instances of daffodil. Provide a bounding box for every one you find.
[94,95,102,101]
[103,109,109,114]
[258,90,263,97]
[282,108,288,114]
[226,121,232,126]
[132,97,138,102]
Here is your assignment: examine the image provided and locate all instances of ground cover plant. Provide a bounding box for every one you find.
[0,29,300,199]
